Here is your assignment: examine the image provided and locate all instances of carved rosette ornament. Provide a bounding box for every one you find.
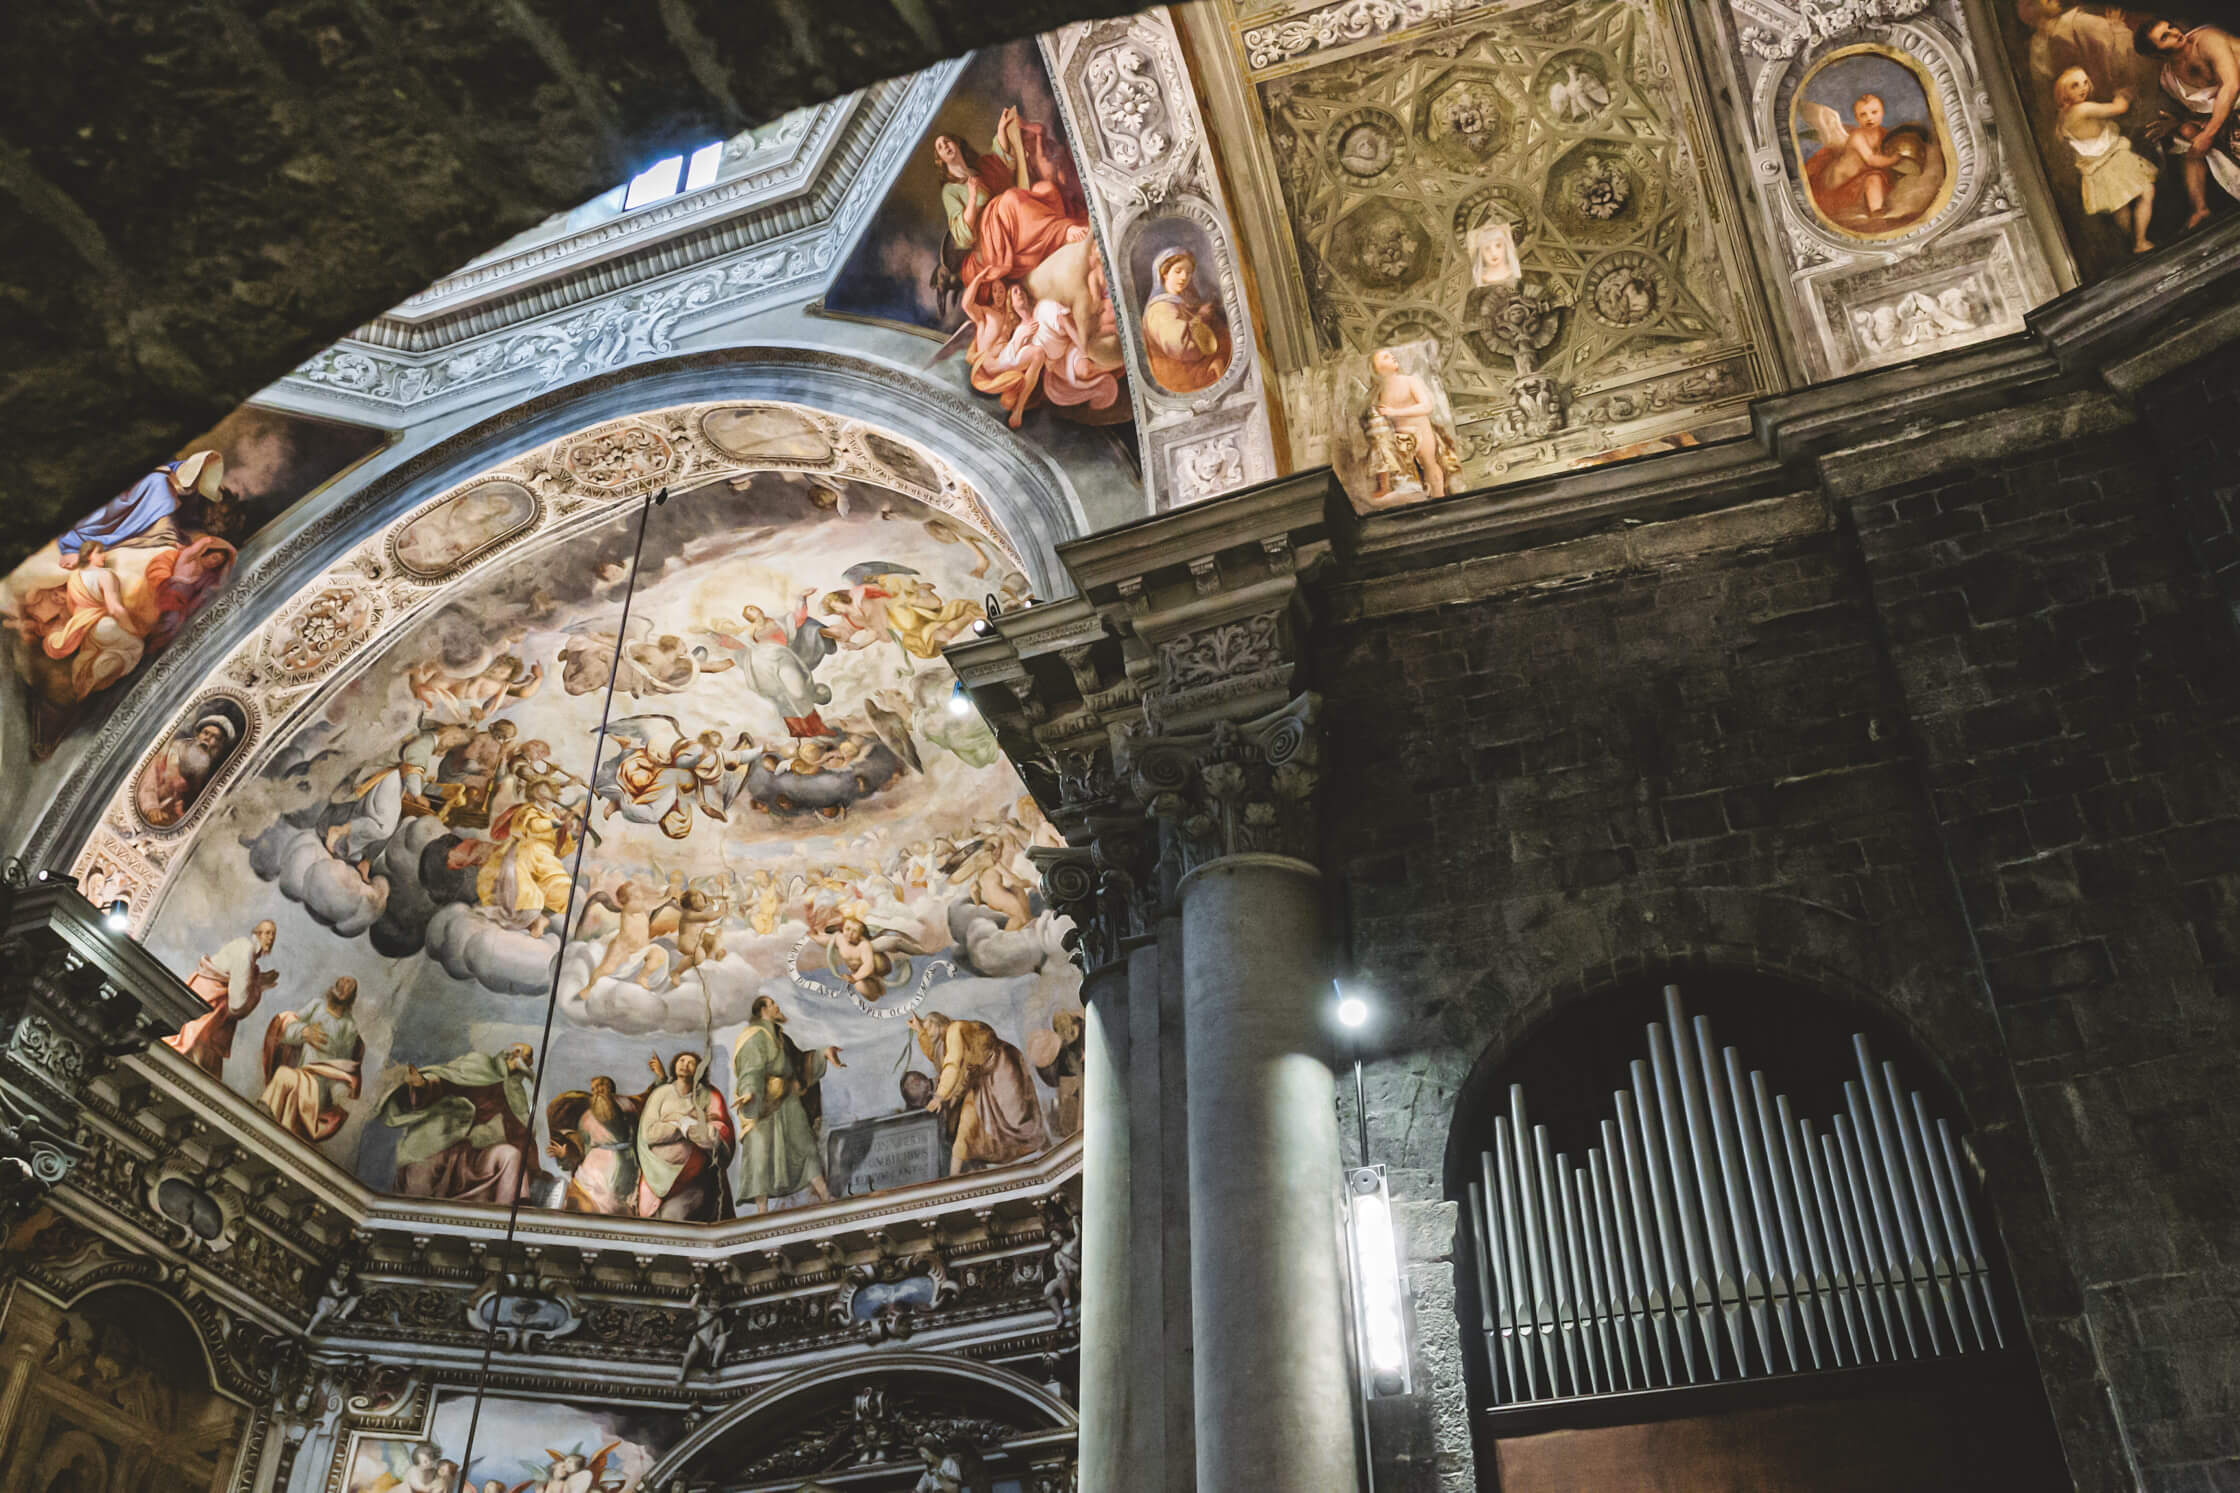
[1122,692,1323,883]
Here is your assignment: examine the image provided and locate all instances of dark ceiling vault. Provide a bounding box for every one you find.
[0,0,1144,571]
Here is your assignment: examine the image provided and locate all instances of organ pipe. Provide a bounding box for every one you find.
[1468,986,2004,1406]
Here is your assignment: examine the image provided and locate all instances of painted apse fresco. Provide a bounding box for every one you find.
[341,1392,679,1493]
[1994,4,2240,278]
[823,41,1132,435]
[0,406,387,760]
[95,407,1083,1222]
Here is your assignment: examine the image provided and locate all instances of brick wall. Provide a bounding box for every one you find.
[1316,406,2240,1488]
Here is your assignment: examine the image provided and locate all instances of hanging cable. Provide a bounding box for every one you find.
[450,483,665,1489]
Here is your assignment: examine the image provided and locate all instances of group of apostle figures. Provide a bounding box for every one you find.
[165,921,1071,1214]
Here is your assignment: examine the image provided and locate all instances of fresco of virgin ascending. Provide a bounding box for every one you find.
[134,461,1083,1219]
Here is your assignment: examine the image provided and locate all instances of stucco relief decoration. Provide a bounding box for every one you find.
[1174,433,1248,499]
[266,582,384,680]
[1737,0,1932,60]
[560,422,678,493]
[1253,0,1768,483]
[1714,0,2050,378]
[292,250,817,411]
[1048,11,1282,508]
[1159,614,1282,694]
[1086,44,1172,169]
[1245,0,1462,70]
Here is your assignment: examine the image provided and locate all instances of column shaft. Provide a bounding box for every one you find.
[1076,963,1132,1493]
[1181,854,1355,1491]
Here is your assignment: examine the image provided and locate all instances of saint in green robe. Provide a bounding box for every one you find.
[731,1018,829,1202]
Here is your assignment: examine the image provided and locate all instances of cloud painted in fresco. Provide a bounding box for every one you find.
[242,819,557,995]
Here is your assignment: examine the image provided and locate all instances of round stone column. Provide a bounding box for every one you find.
[1075,961,1132,1493]
[1180,852,1354,1492]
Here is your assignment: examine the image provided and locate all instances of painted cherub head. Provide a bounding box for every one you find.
[1852,93,1885,128]
[2055,65,2095,107]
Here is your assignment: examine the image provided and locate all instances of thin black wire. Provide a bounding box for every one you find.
[452,483,664,1489]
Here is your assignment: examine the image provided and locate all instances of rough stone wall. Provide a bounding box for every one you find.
[1848,418,2240,1492]
[1313,423,2240,1488]
[2140,337,2240,642]
[0,0,1144,569]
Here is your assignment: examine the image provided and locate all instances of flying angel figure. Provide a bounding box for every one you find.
[865,688,923,774]
[509,1441,625,1493]
[588,714,752,840]
[556,614,734,700]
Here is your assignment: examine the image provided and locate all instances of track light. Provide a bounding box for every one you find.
[104,900,130,932]
[948,682,973,717]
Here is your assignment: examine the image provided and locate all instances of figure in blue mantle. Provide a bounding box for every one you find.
[57,450,227,562]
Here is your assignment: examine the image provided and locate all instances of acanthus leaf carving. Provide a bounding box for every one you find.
[1123,692,1323,883]
[1737,0,1934,60]
[1244,0,1463,70]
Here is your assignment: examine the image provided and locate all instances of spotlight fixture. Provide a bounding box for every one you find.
[103,900,130,932]
[1336,994,1369,1028]
[947,682,973,717]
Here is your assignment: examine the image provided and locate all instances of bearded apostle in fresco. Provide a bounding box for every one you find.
[260,977,364,1141]
[166,919,279,1077]
[908,1011,1048,1176]
[134,703,245,827]
[378,1043,538,1203]
[546,1076,643,1215]
[731,996,843,1213]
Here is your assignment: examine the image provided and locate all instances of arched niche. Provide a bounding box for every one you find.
[0,1284,256,1493]
[647,1352,1075,1491]
[1441,968,2070,1493]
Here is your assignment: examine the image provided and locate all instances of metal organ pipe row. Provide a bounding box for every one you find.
[1465,987,2003,1405]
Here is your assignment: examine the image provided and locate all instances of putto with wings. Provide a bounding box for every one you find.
[1794,62,1947,235]
[588,715,754,840]
[507,1442,625,1493]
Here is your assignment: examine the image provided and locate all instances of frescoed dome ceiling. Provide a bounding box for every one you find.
[71,402,1084,1223]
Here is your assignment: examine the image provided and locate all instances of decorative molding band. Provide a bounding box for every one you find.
[275,66,956,418]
